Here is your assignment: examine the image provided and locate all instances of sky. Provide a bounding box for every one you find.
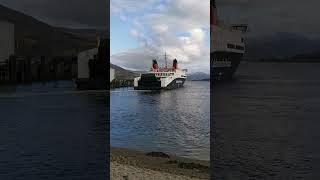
[0,0,109,29]
[0,0,318,69]
[218,0,320,39]
[0,0,318,38]
[110,0,210,73]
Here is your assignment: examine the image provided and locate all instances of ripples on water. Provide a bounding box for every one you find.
[0,81,108,180]
[213,63,320,179]
[111,81,210,161]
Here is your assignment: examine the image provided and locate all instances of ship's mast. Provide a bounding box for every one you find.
[165,52,167,68]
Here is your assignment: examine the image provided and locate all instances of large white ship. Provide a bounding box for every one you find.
[134,55,187,90]
[211,0,247,80]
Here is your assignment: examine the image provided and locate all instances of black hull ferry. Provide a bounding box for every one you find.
[211,51,243,80]
[211,0,247,81]
[134,57,187,90]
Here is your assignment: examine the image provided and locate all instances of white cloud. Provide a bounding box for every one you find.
[111,0,158,14]
[190,28,205,43]
[129,29,139,37]
[111,0,210,73]
[151,24,169,34]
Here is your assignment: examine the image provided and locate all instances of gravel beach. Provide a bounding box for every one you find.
[111,162,203,180]
[110,147,210,180]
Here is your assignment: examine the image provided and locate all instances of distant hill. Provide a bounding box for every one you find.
[0,4,107,57]
[187,72,210,81]
[245,32,320,61]
[292,50,320,60]
[110,64,139,80]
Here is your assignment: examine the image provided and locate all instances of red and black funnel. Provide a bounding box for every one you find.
[152,59,158,69]
[211,0,217,26]
[173,59,178,70]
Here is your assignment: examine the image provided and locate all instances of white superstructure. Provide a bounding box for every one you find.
[134,58,187,90]
[211,22,247,54]
[134,68,187,89]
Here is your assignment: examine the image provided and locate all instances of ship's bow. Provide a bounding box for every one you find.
[134,74,161,90]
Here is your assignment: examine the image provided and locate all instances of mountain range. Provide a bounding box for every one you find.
[245,32,320,61]
[110,64,139,80]
[0,4,107,57]
[187,72,210,81]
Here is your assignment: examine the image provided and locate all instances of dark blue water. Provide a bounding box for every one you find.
[111,81,210,161]
[213,62,320,179]
[0,81,108,180]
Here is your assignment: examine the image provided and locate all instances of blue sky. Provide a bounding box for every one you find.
[110,16,138,54]
[110,0,210,73]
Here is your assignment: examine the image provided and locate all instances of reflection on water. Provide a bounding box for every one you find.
[0,81,108,180]
[111,81,210,161]
[213,62,320,179]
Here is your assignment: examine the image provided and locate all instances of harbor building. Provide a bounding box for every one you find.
[0,21,14,62]
[0,21,14,81]
[110,67,115,82]
[76,38,108,90]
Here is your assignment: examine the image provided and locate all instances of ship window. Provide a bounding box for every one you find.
[241,38,244,43]
[227,44,235,49]
[236,45,244,50]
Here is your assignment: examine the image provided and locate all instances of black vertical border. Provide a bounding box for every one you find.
[210,0,214,179]
[106,0,111,179]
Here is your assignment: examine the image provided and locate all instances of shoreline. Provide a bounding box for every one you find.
[111,147,210,179]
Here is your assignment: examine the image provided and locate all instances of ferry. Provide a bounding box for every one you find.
[134,55,187,90]
[211,0,248,80]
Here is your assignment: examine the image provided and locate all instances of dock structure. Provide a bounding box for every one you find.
[0,56,77,84]
[0,21,14,63]
[0,20,14,82]
[76,38,108,90]
[110,79,134,89]
[0,20,79,84]
[110,67,115,82]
